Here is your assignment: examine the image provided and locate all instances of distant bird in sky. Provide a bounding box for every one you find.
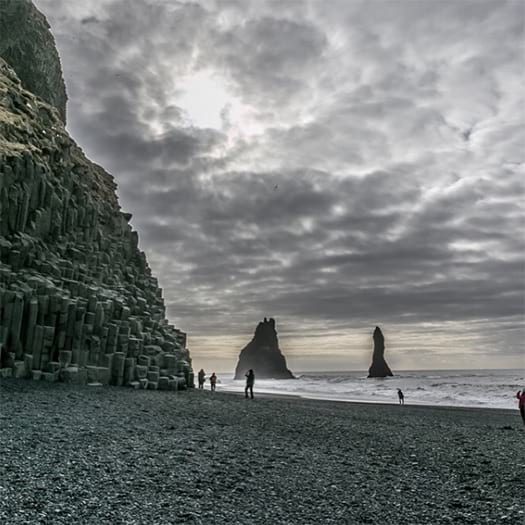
[442,117,478,144]
[461,126,475,142]
[273,184,278,191]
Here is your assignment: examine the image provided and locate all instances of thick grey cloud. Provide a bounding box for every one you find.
[35,0,524,370]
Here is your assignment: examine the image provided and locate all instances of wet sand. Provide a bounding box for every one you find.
[0,379,523,524]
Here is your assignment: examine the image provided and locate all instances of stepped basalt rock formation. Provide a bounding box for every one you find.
[367,326,393,378]
[0,0,67,123]
[0,2,193,390]
[234,318,294,380]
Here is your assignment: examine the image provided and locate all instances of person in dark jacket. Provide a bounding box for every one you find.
[397,388,405,405]
[210,372,217,392]
[198,369,205,389]
[245,369,255,399]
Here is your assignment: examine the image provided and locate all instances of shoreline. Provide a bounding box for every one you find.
[214,386,517,413]
[210,368,523,413]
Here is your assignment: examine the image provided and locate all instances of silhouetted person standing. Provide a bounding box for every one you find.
[198,369,205,389]
[210,372,217,392]
[517,389,525,425]
[397,388,404,405]
[245,369,255,399]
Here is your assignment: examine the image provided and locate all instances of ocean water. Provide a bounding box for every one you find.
[217,369,525,410]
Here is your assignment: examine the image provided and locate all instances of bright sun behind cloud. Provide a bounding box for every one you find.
[174,70,264,139]
[176,70,231,130]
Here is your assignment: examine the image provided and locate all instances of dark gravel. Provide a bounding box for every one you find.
[0,378,523,524]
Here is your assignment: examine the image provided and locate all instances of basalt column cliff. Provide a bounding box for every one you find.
[0,1,193,389]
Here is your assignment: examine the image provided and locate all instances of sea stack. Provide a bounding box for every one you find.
[367,326,393,378]
[234,318,294,379]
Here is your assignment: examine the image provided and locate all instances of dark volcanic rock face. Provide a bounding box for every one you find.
[0,3,192,389]
[234,318,294,380]
[367,326,393,378]
[0,0,67,123]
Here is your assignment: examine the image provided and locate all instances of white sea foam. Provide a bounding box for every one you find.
[216,369,525,409]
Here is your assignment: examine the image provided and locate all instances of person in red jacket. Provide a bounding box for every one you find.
[516,389,525,425]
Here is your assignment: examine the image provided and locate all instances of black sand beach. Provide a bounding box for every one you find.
[0,380,523,525]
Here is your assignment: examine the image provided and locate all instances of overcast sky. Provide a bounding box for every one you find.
[35,0,524,372]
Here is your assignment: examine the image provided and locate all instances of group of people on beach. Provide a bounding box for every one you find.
[197,368,255,399]
[196,371,406,405]
[194,374,525,423]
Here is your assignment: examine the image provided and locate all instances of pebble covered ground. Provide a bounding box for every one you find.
[0,379,523,524]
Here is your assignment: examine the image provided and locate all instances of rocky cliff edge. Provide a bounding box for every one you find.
[0,8,193,389]
[0,0,67,123]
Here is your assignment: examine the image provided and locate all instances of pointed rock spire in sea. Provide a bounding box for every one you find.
[234,318,295,379]
[367,326,393,378]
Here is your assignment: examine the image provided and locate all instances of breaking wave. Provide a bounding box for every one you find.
[218,369,524,409]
